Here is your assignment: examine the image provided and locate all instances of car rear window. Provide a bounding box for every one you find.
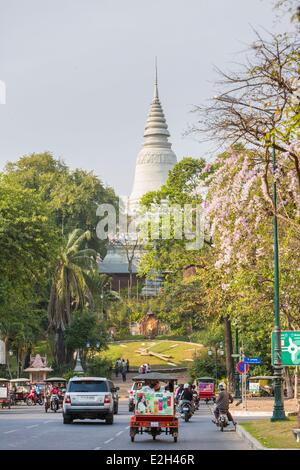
[68,381,108,393]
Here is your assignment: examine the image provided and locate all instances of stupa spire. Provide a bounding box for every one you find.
[154,56,159,100]
[129,65,177,209]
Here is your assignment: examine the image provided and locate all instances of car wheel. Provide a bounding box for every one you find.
[63,415,73,424]
[105,413,114,425]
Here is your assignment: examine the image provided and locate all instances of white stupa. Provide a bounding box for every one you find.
[129,63,177,211]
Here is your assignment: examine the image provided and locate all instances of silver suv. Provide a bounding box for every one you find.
[63,377,116,424]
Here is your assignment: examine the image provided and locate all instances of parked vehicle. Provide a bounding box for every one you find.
[129,372,179,443]
[44,377,67,413]
[128,381,143,412]
[0,378,11,408]
[63,377,117,424]
[196,377,216,403]
[9,378,31,405]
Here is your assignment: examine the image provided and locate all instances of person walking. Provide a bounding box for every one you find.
[121,360,127,382]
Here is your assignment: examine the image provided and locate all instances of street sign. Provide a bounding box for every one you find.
[236,361,250,374]
[271,331,300,366]
[244,357,261,364]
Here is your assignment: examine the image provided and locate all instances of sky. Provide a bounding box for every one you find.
[0,0,292,196]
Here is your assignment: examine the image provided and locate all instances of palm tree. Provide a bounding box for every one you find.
[48,229,97,364]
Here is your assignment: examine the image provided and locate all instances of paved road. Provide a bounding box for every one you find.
[0,402,250,450]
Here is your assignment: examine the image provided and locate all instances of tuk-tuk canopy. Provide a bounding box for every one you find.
[248,376,274,381]
[10,378,30,383]
[132,372,178,382]
[45,377,66,383]
[196,377,215,382]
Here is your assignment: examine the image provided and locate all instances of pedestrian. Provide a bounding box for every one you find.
[115,360,119,378]
[121,361,127,382]
[126,358,130,373]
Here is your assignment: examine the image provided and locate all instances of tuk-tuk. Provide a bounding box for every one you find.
[129,372,179,443]
[0,378,11,408]
[196,377,216,403]
[9,378,31,405]
[248,376,274,397]
[44,377,67,413]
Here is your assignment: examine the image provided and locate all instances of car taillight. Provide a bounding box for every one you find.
[64,395,71,404]
[104,395,111,404]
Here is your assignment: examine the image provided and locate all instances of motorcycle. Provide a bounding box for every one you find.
[179,401,193,422]
[192,391,199,410]
[50,394,59,412]
[26,390,44,406]
[215,411,236,431]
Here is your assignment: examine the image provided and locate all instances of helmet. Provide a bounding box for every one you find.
[218,383,226,391]
[183,383,189,389]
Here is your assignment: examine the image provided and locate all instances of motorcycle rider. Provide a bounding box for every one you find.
[213,383,236,426]
[178,383,194,414]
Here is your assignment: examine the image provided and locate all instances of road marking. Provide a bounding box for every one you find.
[26,424,39,429]
[94,447,102,450]
[4,430,18,434]
[115,431,123,437]
[43,421,51,424]
[104,438,114,444]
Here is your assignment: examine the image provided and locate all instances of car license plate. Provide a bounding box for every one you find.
[183,407,189,411]
[78,396,95,402]
[151,422,159,427]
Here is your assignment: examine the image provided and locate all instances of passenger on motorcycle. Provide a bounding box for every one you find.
[213,384,236,425]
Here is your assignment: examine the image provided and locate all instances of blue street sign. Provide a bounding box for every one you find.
[244,357,261,364]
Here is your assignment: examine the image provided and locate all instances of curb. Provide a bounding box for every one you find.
[236,424,265,450]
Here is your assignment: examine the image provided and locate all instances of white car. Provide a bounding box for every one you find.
[63,377,116,424]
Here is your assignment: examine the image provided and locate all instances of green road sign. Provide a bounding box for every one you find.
[271,331,300,366]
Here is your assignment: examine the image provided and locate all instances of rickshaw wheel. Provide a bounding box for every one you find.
[152,434,156,440]
[174,435,178,442]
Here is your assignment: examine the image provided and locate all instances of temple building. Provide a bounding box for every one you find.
[100,66,177,295]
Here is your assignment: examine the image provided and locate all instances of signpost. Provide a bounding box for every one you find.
[272,331,300,366]
[244,357,262,365]
[236,361,250,374]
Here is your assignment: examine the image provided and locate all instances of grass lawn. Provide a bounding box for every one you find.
[100,340,204,368]
[240,417,300,449]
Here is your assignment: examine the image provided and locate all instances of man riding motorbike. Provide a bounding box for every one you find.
[213,384,236,426]
[178,383,194,414]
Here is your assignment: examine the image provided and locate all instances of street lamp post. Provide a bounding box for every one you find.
[271,141,286,421]
[234,327,241,399]
[208,343,224,383]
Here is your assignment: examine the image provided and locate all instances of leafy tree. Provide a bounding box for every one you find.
[48,229,97,364]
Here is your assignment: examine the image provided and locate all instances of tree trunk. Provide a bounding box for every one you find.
[223,316,234,392]
[55,328,65,365]
[23,346,32,369]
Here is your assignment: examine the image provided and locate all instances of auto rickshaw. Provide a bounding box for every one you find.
[129,372,179,443]
[0,378,11,408]
[196,377,216,403]
[44,377,67,413]
[9,378,31,405]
